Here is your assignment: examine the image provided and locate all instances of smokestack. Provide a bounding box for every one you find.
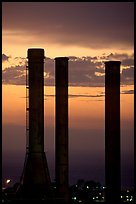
[17,48,51,199]
[55,57,69,203]
[105,61,121,204]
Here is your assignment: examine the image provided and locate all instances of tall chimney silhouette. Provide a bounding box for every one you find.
[17,48,51,199]
[105,61,121,204]
[55,57,69,203]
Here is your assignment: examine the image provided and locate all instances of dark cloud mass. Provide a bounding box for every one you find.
[2,65,26,85]
[121,66,134,85]
[2,53,9,61]
[2,52,134,87]
[121,90,134,94]
[2,2,134,49]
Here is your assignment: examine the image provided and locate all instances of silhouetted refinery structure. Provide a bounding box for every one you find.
[3,48,134,203]
[105,61,121,204]
[16,49,52,201]
[55,57,69,203]
[15,49,69,203]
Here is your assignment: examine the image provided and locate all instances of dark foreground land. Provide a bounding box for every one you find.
[2,180,134,204]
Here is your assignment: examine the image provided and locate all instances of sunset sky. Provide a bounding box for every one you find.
[2,2,134,189]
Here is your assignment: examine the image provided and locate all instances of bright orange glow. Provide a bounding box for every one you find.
[2,85,26,125]
[68,86,105,129]
[2,85,134,130]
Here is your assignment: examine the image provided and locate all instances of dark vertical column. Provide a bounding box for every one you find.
[17,49,51,199]
[134,92,136,203]
[105,61,121,204]
[55,57,69,203]
[28,48,44,153]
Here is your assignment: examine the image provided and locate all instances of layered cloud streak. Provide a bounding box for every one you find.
[2,52,134,87]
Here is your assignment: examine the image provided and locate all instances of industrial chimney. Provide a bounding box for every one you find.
[55,57,69,203]
[105,61,121,204]
[17,48,51,199]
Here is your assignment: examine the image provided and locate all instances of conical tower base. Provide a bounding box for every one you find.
[16,152,52,199]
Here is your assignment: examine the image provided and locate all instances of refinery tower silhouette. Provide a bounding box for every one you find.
[16,48,69,203]
[15,48,123,204]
